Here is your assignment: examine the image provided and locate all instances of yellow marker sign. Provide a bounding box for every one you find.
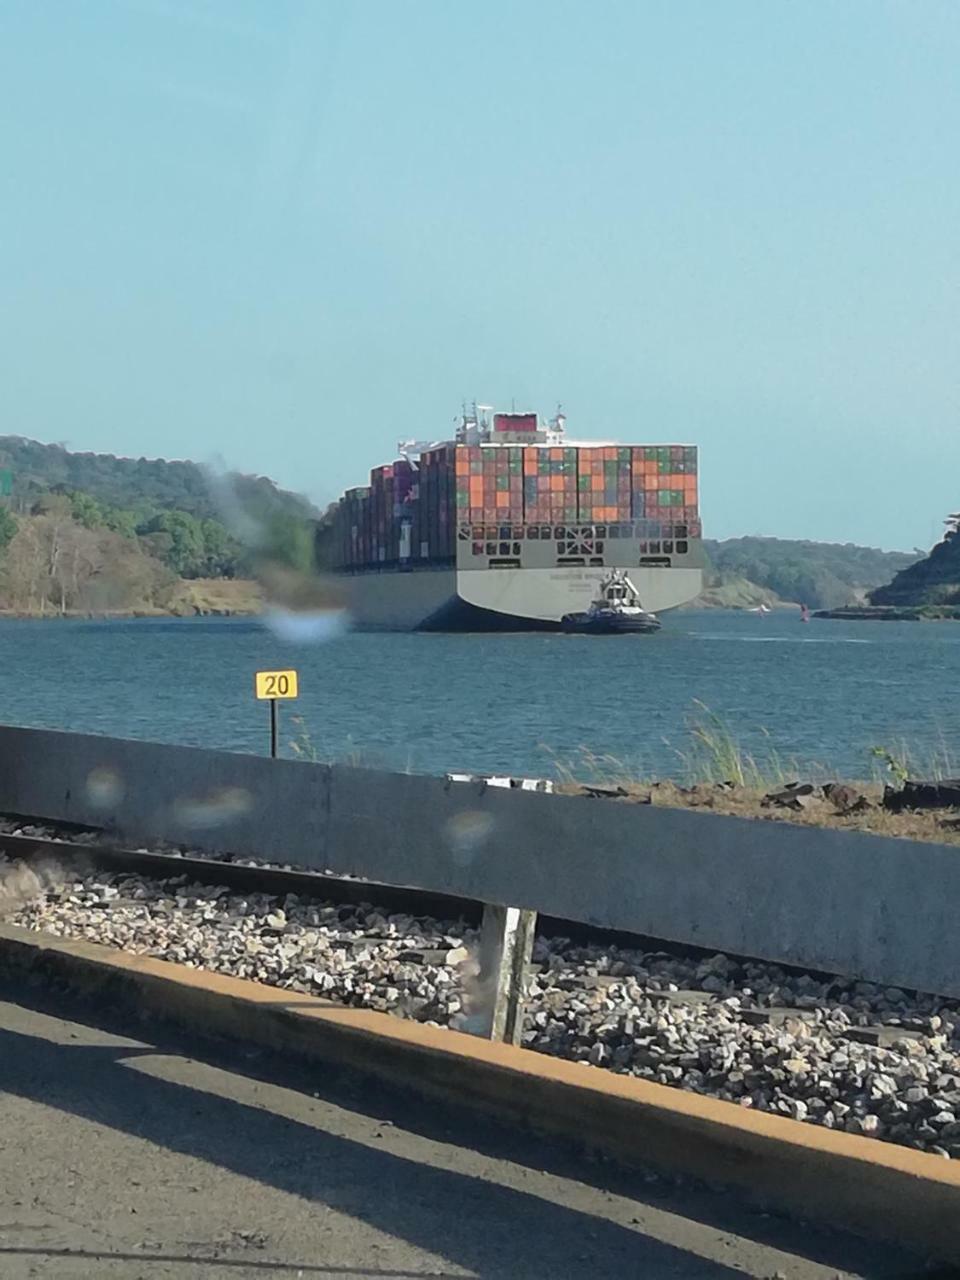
[255,670,299,700]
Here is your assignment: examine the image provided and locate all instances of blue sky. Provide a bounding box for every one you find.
[1,0,956,549]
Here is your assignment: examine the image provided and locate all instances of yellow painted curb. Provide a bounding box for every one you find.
[1,923,956,1261]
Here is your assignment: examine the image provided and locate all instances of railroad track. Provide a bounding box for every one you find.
[5,821,960,1163]
[0,829,483,927]
[0,826,718,959]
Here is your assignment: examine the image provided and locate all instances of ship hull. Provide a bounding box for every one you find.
[339,565,702,631]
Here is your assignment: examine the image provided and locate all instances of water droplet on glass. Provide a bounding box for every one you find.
[445,811,494,865]
[262,607,349,644]
[205,463,351,644]
[173,786,253,830]
[85,767,125,809]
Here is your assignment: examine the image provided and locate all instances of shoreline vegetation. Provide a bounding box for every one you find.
[815,605,960,621]
[285,705,960,848]
[0,577,264,620]
[545,705,960,846]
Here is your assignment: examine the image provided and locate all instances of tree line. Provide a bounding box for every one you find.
[0,489,319,615]
[0,434,315,524]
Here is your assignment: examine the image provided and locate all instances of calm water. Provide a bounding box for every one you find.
[0,612,957,781]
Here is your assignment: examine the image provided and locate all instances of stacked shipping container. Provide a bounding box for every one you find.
[628,446,698,526]
[574,446,698,524]
[417,445,455,561]
[523,447,579,524]
[455,445,524,524]
[577,447,631,523]
[329,442,699,569]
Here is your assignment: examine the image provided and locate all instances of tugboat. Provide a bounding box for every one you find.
[560,570,662,635]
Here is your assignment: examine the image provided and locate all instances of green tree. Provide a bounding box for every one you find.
[102,505,138,539]
[137,510,206,577]
[69,491,105,530]
[0,506,17,552]
[199,518,244,577]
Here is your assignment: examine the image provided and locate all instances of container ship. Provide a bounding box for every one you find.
[315,405,704,630]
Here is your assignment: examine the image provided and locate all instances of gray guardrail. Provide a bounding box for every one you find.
[0,724,958,997]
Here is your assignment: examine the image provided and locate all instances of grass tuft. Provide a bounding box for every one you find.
[545,701,830,790]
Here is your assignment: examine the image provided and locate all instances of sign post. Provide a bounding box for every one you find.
[254,670,299,759]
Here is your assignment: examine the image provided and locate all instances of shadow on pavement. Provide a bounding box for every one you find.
[0,983,927,1279]
[0,1018,747,1279]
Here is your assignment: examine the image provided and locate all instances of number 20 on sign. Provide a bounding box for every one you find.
[255,670,298,700]
[255,670,299,758]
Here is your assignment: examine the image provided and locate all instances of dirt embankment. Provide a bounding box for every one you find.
[168,578,263,616]
[557,778,960,847]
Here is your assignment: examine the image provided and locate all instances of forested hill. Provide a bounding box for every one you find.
[0,435,315,523]
[0,436,318,616]
[869,523,960,606]
[703,537,920,610]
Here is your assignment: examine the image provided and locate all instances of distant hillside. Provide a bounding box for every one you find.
[0,436,315,524]
[870,522,960,606]
[702,537,920,610]
[0,436,318,616]
[692,574,783,610]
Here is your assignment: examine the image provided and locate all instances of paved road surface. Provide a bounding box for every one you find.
[0,986,930,1279]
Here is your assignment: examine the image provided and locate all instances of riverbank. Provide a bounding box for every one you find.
[0,578,264,620]
[170,577,263,616]
[815,605,960,621]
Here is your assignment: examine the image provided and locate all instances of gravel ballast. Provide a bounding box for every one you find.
[4,855,960,1162]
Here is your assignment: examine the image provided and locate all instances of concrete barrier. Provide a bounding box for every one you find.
[1,724,959,997]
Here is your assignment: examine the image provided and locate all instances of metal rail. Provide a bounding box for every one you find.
[2,830,543,1044]
[0,830,724,960]
[3,827,916,1046]
[0,832,482,925]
